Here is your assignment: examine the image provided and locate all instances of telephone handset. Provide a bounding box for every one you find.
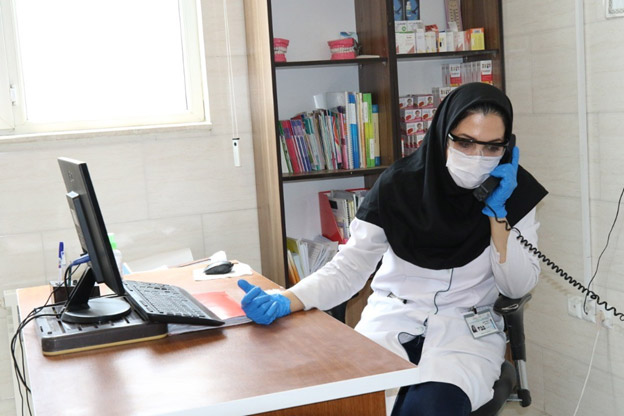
[471,134,623,321]
[473,134,516,202]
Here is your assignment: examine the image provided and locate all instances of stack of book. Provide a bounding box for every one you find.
[319,188,369,244]
[279,91,381,174]
[286,236,339,286]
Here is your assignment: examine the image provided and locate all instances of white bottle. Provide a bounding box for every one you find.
[108,233,124,276]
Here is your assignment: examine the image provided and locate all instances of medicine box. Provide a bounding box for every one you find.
[396,32,416,54]
[401,108,422,122]
[399,95,416,109]
[479,60,493,84]
[417,94,434,108]
[420,108,435,121]
[469,28,485,50]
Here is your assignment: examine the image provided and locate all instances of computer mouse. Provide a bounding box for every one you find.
[203,260,234,275]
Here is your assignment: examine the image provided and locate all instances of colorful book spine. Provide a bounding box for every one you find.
[347,92,360,169]
[372,104,381,166]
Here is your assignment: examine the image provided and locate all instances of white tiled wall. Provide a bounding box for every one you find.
[503,0,624,415]
[0,1,259,414]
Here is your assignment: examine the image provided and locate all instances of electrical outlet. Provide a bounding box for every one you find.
[583,298,596,323]
[567,295,596,322]
[567,295,583,319]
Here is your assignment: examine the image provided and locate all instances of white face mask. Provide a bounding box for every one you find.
[446,147,502,189]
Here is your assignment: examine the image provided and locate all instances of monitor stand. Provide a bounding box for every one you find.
[61,267,131,324]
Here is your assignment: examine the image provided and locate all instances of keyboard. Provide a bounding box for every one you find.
[123,280,225,326]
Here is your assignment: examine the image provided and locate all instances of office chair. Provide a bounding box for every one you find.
[329,293,532,416]
[471,293,532,415]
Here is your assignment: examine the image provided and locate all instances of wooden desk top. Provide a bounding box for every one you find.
[17,265,418,416]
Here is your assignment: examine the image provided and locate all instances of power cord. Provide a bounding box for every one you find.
[10,263,78,416]
[485,203,624,322]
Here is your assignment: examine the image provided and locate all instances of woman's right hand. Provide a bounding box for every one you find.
[237,279,291,325]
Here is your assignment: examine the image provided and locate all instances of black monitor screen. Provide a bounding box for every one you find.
[58,157,129,323]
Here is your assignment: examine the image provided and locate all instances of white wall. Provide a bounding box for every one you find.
[502,0,624,415]
[0,1,260,414]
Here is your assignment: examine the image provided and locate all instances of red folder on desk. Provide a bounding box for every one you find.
[193,291,247,321]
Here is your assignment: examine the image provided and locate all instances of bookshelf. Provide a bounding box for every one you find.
[244,0,505,288]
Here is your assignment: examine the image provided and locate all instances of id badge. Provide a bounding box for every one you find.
[463,308,500,339]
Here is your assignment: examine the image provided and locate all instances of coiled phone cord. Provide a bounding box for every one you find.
[486,204,624,322]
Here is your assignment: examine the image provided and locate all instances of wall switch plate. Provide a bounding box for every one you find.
[232,137,240,167]
[568,295,596,323]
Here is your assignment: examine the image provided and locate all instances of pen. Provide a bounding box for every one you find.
[58,241,65,282]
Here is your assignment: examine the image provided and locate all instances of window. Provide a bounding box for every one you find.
[0,0,209,135]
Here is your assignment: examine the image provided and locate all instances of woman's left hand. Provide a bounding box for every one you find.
[482,146,519,218]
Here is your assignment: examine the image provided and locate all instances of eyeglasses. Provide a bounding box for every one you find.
[447,133,508,157]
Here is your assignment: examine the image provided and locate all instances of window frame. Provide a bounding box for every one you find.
[0,0,210,137]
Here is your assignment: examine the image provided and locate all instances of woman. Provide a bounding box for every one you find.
[237,82,547,415]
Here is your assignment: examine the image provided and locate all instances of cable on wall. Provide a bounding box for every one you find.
[223,0,241,167]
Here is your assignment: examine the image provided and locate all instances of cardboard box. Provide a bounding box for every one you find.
[401,108,422,122]
[425,31,437,53]
[399,95,416,109]
[396,32,416,54]
[417,94,434,108]
[449,64,462,86]
[469,28,485,50]
[479,60,493,84]
[402,121,426,135]
[455,31,466,51]
[421,108,435,121]
[433,86,455,105]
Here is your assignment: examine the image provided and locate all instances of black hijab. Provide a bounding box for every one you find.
[356,83,548,269]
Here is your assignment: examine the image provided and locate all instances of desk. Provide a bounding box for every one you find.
[15,265,418,415]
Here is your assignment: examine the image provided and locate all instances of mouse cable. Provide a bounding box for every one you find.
[484,203,624,322]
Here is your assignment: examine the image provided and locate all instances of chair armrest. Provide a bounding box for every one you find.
[494,293,532,362]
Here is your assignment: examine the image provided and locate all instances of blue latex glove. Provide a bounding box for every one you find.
[482,146,519,218]
[237,279,291,325]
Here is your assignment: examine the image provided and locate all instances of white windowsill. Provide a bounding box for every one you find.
[0,121,213,144]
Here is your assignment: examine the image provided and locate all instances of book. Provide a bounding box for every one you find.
[362,93,375,167]
[281,120,302,173]
[347,92,360,169]
[372,104,381,166]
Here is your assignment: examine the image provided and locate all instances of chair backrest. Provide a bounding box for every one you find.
[470,293,533,416]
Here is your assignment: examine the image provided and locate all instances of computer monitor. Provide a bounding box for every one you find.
[58,157,131,323]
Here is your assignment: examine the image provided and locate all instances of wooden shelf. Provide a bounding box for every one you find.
[275,57,387,69]
[396,49,499,61]
[282,166,389,182]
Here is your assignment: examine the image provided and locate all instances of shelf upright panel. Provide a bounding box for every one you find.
[244,0,287,287]
[462,0,505,90]
[356,0,401,184]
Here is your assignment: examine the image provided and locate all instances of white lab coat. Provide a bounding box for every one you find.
[289,208,540,411]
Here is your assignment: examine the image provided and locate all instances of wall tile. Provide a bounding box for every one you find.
[512,114,581,198]
[503,0,575,38]
[585,19,624,113]
[542,347,624,416]
[529,27,578,115]
[0,234,47,290]
[201,208,262,275]
[143,132,258,219]
[504,35,533,114]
